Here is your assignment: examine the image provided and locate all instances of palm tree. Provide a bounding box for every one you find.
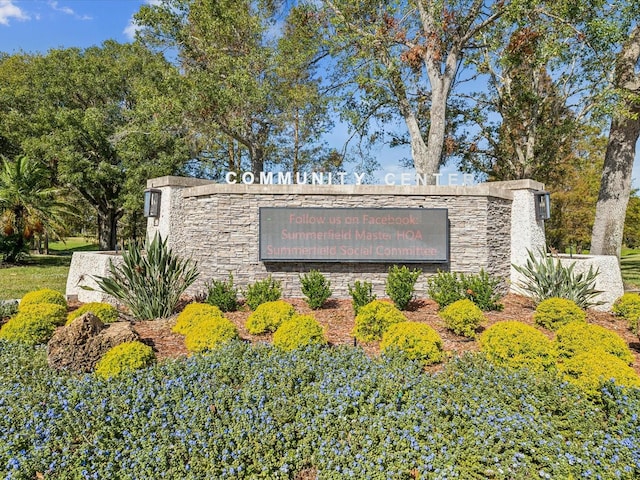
[0,156,76,262]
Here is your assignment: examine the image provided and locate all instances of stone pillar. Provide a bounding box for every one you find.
[485,180,547,292]
[145,176,215,250]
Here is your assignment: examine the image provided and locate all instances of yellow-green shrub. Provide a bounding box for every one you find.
[94,341,155,379]
[533,297,585,331]
[183,317,239,353]
[612,293,640,333]
[66,302,119,325]
[479,321,557,372]
[352,300,407,342]
[14,303,67,327]
[558,351,640,398]
[555,321,633,364]
[380,321,444,365]
[245,300,295,335]
[438,299,484,338]
[172,303,224,335]
[273,314,327,351]
[20,288,67,310]
[0,303,66,345]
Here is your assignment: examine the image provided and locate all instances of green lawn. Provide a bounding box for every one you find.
[0,237,97,300]
[621,252,640,290]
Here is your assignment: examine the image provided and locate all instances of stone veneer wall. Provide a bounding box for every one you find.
[145,178,543,299]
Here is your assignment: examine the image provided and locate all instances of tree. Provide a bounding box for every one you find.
[623,191,640,249]
[591,24,640,258]
[0,156,75,262]
[321,0,532,183]
[544,130,607,253]
[457,12,590,183]
[0,42,191,250]
[134,0,335,178]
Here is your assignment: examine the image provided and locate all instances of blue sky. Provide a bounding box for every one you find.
[0,0,638,189]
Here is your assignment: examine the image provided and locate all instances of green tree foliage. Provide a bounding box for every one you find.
[0,156,76,262]
[321,0,552,182]
[134,0,336,178]
[544,130,606,253]
[0,42,190,250]
[623,192,640,249]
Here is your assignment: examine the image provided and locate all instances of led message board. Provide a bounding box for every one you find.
[259,207,448,263]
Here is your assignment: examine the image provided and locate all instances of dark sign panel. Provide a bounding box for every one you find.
[259,207,448,263]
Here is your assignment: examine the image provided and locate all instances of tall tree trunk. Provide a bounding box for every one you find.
[591,26,640,258]
[97,208,120,251]
[590,110,640,257]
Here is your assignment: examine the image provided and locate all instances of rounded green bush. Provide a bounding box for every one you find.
[245,300,295,335]
[533,297,585,331]
[183,317,239,353]
[479,321,557,372]
[273,314,327,351]
[558,351,640,398]
[438,298,484,338]
[555,321,634,364]
[0,308,60,345]
[95,341,155,379]
[16,303,67,326]
[352,300,407,342]
[173,303,224,335]
[380,321,444,365]
[612,293,640,333]
[20,288,67,310]
[66,302,119,326]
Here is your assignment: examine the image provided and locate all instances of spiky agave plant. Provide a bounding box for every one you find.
[512,248,602,309]
[92,233,199,320]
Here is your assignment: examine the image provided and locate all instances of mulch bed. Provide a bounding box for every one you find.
[129,294,640,374]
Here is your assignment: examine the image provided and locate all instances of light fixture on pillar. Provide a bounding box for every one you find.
[534,191,551,221]
[143,188,162,218]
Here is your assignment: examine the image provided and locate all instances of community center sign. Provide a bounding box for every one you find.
[259,207,449,263]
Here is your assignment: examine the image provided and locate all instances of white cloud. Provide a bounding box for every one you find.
[48,1,92,21]
[123,0,163,41]
[0,0,30,26]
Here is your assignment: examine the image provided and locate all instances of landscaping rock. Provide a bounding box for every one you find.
[47,312,139,372]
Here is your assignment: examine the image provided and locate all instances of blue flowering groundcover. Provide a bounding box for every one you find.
[1,339,639,479]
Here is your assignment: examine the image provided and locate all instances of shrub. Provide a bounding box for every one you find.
[273,314,327,351]
[427,269,503,311]
[91,233,199,320]
[558,351,640,398]
[479,321,557,372]
[533,297,586,331]
[385,265,421,310]
[438,299,484,338]
[16,303,67,326]
[205,273,239,312]
[299,270,332,309]
[348,280,376,316]
[352,300,407,342]
[0,312,62,345]
[461,269,504,311]
[245,300,295,335]
[612,293,640,334]
[66,302,119,325]
[555,321,634,364]
[380,321,444,365]
[244,275,282,311]
[173,303,224,336]
[19,288,67,310]
[427,270,465,309]
[94,341,155,379]
[183,318,239,353]
[512,248,602,308]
